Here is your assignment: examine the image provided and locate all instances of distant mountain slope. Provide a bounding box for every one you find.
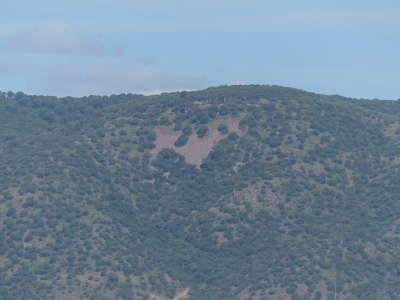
[1,86,400,299]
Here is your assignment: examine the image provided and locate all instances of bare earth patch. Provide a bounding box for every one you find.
[296,283,308,297]
[213,232,229,245]
[152,118,241,167]
[212,184,284,217]
[172,288,190,300]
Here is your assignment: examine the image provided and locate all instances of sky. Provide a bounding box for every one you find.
[0,0,399,99]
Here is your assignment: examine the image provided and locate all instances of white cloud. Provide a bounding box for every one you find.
[26,61,207,96]
[0,20,206,96]
[3,20,102,54]
[0,53,37,74]
[227,79,246,86]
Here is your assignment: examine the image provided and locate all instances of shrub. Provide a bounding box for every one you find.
[218,124,229,134]
[182,124,193,135]
[174,135,189,147]
[159,116,171,125]
[197,125,209,138]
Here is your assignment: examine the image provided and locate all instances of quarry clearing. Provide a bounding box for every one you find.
[152,118,241,167]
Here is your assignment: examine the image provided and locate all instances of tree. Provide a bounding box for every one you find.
[15,91,26,100]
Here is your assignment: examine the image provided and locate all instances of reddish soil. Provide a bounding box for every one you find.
[152,118,241,167]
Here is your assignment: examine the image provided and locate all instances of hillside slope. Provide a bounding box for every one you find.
[1,86,400,299]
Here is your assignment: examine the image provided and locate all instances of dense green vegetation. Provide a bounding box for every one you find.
[1,85,400,299]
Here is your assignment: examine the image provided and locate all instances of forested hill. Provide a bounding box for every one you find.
[2,85,400,300]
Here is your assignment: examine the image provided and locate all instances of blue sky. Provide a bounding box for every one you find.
[0,1,399,99]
